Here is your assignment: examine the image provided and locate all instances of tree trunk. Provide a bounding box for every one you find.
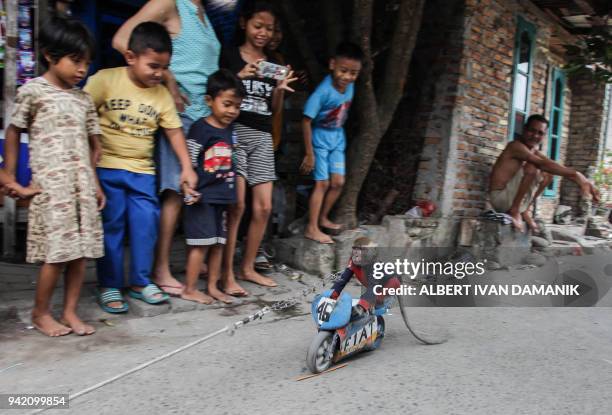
[322,0,345,59]
[335,0,425,228]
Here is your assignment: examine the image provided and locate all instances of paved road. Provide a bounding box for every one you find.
[1,300,611,415]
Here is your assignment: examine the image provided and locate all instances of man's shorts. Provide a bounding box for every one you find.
[156,114,194,193]
[183,202,228,246]
[490,168,542,213]
[233,123,276,187]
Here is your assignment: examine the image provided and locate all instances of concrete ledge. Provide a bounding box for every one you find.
[272,215,445,275]
[272,236,336,275]
[0,269,321,327]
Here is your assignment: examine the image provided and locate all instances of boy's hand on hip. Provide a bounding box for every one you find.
[300,154,314,175]
[96,185,106,211]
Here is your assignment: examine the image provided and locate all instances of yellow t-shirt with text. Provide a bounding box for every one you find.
[84,67,182,174]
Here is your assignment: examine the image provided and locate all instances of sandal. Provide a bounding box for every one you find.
[98,288,129,314]
[127,284,169,305]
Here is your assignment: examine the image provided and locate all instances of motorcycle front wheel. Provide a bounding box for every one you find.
[306,331,334,374]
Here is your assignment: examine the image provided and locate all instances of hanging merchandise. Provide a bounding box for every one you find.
[17,49,34,74]
[17,0,34,85]
[17,1,30,27]
[18,27,31,49]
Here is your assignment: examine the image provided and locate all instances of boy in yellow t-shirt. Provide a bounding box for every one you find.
[85,22,198,313]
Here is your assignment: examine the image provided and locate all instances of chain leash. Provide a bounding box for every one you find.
[227,270,344,335]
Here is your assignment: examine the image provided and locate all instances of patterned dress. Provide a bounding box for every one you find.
[10,77,104,263]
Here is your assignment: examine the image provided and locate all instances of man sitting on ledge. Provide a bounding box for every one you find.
[489,114,599,232]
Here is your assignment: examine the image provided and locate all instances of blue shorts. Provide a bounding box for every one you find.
[313,146,345,180]
[156,114,194,193]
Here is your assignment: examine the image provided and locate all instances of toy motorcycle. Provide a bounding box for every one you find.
[306,289,388,373]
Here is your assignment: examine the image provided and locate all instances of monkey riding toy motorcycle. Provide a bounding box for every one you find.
[306,289,389,374]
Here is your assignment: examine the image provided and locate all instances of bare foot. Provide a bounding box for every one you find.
[223,279,249,297]
[60,312,96,336]
[239,269,278,287]
[521,211,539,232]
[319,218,342,230]
[208,286,235,304]
[156,283,184,297]
[152,270,184,296]
[304,226,334,244]
[31,313,72,337]
[181,288,214,304]
[508,210,524,232]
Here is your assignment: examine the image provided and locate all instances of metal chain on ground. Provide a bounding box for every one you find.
[227,270,344,334]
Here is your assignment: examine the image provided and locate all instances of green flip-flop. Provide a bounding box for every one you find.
[127,284,169,305]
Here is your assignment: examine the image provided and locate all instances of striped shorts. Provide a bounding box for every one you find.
[233,123,276,186]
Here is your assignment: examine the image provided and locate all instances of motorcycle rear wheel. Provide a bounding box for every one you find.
[306,331,334,374]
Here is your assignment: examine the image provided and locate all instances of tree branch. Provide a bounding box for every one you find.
[351,0,375,77]
[279,0,324,83]
[377,0,425,132]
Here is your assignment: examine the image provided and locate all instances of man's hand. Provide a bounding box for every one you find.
[587,181,600,204]
[95,185,106,211]
[300,153,314,175]
[574,172,601,203]
[180,167,198,193]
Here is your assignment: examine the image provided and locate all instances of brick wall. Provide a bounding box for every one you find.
[412,0,576,222]
[405,0,467,211]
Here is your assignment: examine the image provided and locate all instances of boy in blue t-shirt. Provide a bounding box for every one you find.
[300,42,363,244]
[182,69,247,305]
